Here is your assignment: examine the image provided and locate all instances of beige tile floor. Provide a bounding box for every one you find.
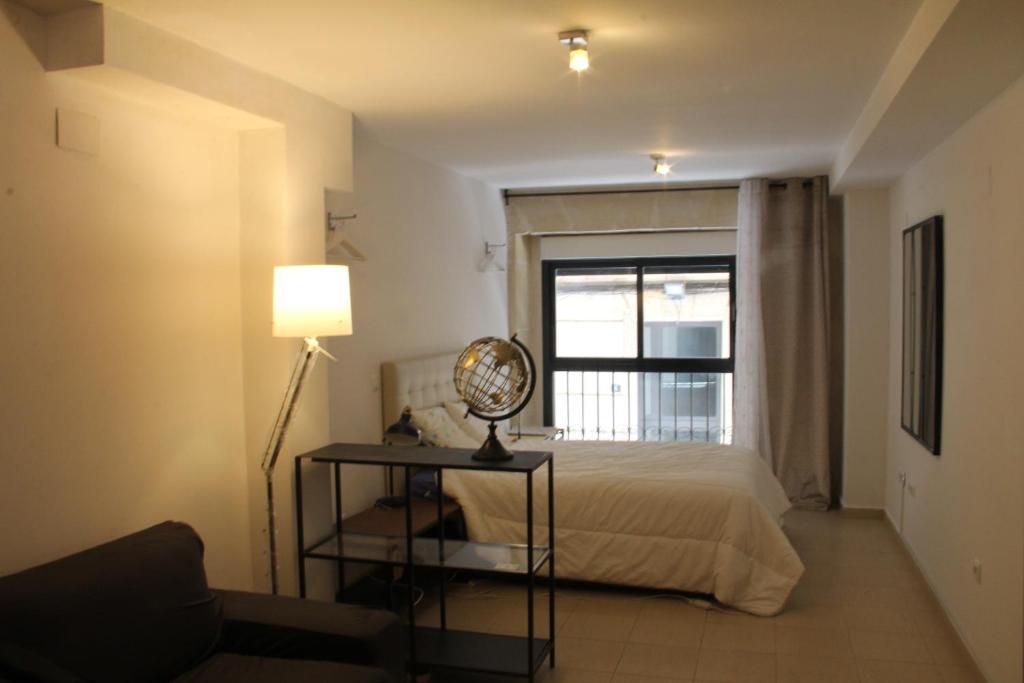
[418,510,986,683]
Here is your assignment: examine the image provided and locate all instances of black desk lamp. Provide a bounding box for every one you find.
[379,406,421,508]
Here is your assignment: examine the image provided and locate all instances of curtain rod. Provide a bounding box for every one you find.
[503,180,816,204]
[503,185,738,203]
[529,227,737,237]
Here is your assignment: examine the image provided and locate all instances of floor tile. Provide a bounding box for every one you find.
[612,674,691,683]
[484,601,570,637]
[856,660,944,683]
[840,585,910,610]
[784,579,843,607]
[468,583,581,610]
[563,608,637,641]
[923,631,976,667]
[840,605,916,633]
[705,612,768,627]
[538,667,615,683]
[833,561,921,588]
[849,630,932,663]
[704,618,774,655]
[694,649,775,682]
[775,654,858,683]
[639,598,709,620]
[616,642,700,679]
[904,590,945,613]
[908,604,954,638]
[576,596,646,618]
[414,512,982,683]
[774,626,852,658]
[553,593,584,613]
[557,637,627,672]
[773,602,845,630]
[935,665,986,683]
[417,597,504,631]
[629,608,706,647]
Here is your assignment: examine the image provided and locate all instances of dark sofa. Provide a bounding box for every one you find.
[0,522,403,682]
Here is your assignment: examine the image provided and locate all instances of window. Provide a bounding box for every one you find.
[542,256,735,443]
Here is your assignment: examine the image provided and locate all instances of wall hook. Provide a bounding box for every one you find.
[326,212,358,231]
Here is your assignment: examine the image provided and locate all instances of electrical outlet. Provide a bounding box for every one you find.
[972,558,983,583]
[899,471,916,496]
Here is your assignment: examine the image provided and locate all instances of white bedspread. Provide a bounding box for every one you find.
[443,440,804,616]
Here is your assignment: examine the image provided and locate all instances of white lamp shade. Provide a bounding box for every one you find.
[272,265,353,338]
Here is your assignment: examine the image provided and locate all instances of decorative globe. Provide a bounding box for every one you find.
[453,335,536,460]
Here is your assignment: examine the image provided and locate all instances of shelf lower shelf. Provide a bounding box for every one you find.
[305,532,550,575]
[414,627,551,676]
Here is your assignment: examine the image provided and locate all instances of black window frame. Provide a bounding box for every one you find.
[541,255,737,426]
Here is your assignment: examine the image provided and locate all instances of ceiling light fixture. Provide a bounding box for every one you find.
[651,154,672,176]
[559,29,589,72]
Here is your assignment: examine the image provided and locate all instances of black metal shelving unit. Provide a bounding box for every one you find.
[295,443,555,682]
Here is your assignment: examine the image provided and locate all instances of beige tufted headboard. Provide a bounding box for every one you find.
[381,351,462,429]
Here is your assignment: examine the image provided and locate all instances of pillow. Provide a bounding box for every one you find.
[410,406,479,448]
[443,401,491,442]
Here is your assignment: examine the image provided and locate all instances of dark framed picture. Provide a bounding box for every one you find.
[901,215,943,455]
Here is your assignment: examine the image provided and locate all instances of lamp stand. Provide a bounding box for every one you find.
[261,336,335,594]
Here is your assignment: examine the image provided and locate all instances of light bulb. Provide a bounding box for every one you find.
[569,47,589,72]
[651,155,672,176]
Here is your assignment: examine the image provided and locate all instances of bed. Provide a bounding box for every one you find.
[381,352,804,616]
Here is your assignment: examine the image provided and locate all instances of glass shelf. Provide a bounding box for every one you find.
[305,532,550,575]
[414,627,552,676]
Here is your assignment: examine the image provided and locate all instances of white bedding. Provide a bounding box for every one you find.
[442,439,804,616]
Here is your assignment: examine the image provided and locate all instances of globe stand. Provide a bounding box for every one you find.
[472,422,514,462]
[456,334,537,464]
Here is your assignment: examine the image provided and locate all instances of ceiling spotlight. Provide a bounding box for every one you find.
[559,29,589,72]
[651,155,672,176]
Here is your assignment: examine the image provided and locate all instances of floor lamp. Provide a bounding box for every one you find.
[262,265,353,594]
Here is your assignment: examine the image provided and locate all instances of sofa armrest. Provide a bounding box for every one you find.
[213,590,403,682]
[0,641,83,683]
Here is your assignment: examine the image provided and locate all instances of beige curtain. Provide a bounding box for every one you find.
[505,188,738,425]
[734,178,832,509]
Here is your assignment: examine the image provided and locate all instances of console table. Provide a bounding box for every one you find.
[294,443,555,682]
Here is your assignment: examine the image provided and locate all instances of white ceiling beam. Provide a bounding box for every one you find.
[831,0,1024,191]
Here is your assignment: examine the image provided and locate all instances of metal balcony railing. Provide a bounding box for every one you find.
[551,370,733,444]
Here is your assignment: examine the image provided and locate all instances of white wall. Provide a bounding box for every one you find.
[0,2,355,596]
[841,189,890,509]
[886,76,1024,683]
[323,127,507,545]
[0,3,251,587]
[56,3,355,597]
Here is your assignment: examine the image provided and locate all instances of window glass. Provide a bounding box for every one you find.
[642,267,730,359]
[554,267,637,358]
